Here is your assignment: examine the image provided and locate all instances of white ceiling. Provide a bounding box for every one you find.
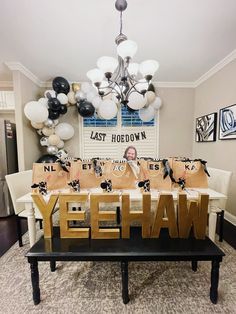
[0,0,236,83]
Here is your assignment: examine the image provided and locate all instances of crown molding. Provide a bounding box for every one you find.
[0,81,13,88]
[4,49,236,90]
[4,62,44,87]
[156,81,195,88]
[194,49,236,87]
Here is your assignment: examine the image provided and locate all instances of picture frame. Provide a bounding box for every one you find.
[219,104,236,140]
[195,112,217,142]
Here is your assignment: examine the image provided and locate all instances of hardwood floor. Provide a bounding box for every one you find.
[0,215,235,257]
[0,215,27,256]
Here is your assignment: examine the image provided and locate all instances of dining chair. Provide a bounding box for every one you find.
[208,167,232,242]
[5,170,43,247]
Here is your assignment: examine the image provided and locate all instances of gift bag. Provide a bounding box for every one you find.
[32,162,69,191]
[171,159,209,188]
[103,160,138,189]
[69,159,106,188]
[138,159,172,190]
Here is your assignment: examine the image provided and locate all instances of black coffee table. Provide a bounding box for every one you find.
[25,227,224,305]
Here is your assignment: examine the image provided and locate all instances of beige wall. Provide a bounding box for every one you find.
[13,71,43,170]
[158,87,195,158]
[193,59,236,217]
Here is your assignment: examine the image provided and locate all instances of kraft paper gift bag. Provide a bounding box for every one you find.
[32,162,69,191]
[69,159,106,189]
[103,160,138,189]
[171,159,209,188]
[138,159,172,190]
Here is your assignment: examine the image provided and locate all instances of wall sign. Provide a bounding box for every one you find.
[90,130,147,143]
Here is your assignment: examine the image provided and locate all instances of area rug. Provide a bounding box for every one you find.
[0,229,236,314]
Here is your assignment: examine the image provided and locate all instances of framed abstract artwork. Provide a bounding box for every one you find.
[195,112,217,142]
[219,104,236,140]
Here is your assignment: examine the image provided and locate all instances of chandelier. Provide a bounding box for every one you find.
[86,0,159,110]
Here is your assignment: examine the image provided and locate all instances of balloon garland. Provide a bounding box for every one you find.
[24,76,162,160]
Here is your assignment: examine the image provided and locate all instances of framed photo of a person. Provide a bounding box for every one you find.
[195,112,217,142]
[219,104,236,140]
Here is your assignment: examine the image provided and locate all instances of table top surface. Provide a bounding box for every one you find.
[18,188,226,203]
[26,227,225,261]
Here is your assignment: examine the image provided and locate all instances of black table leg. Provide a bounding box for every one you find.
[121,261,130,304]
[210,260,220,304]
[50,260,56,272]
[30,259,40,305]
[192,260,198,272]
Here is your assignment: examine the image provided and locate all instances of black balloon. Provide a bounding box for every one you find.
[78,101,95,117]
[60,104,68,114]
[147,83,155,93]
[52,76,70,94]
[48,97,61,111]
[48,109,60,120]
[36,154,58,163]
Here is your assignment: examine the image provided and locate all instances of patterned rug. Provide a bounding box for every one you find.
[0,229,236,314]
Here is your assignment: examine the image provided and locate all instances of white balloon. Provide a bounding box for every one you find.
[44,90,56,99]
[24,101,48,123]
[55,123,75,140]
[92,96,102,109]
[38,97,48,108]
[57,93,68,105]
[57,140,65,149]
[31,121,44,129]
[86,91,97,102]
[139,106,155,122]
[150,96,162,110]
[67,91,77,105]
[42,127,55,136]
[81,82,92,94]
[145,91,156,105]
[75,91,86,101]
[127,93,146,110]
[98,99,118,120]
[48,134,60,146]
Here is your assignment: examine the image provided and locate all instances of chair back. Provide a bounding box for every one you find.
[208,167,232,208]
[5,170,32,215]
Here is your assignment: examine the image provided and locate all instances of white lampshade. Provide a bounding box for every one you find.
[117,40,138,59]
[139,60,159,77]
[86,68,104,83]
[128,63,139,76]
[97,56,118,73]
[135,79,149,93]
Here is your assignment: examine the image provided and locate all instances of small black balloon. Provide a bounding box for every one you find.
[48,109,60,120]
[78,101,95,117]
[36,154,58,163]
[147,83,155,93]
[48,97,61,111]
[60,104,68,114]
[52,76,70,94]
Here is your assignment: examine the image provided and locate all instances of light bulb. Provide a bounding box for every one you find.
[97,56,118,74]
[86,68,104,83]
[117,40,138,59]
[139,60,159,77]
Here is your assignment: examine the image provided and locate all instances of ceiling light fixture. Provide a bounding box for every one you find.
[86,0,159,109]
